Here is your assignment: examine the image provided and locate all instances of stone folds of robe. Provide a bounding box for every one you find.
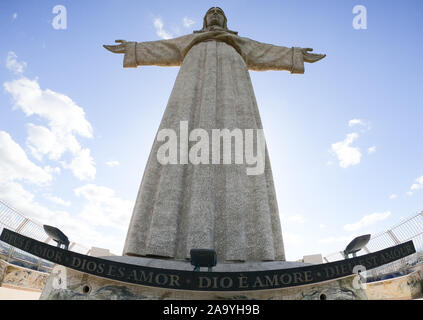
[122,30,305,262]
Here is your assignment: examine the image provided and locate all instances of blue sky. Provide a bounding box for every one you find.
[0,0,422,260]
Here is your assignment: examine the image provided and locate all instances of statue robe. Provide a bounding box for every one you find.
[122,30,305,262]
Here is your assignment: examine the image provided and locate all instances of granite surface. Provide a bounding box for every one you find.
[365,268,423,300]
[0,258,48,291]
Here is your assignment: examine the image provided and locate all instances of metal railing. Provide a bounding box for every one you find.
[0,199,90,272]
[323,211,423,278]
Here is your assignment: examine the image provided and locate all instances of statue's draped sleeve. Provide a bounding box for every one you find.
[234,36,305,74]
[122,31,304,74]
[123,34,197,68]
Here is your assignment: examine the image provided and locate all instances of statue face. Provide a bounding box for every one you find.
[205,7,225,28]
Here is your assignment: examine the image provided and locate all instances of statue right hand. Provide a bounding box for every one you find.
[103,40,127,54]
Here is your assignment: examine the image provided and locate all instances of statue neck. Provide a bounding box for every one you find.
[194,26,238,35]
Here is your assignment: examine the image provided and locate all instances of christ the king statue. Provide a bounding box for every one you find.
[104,7,325,263]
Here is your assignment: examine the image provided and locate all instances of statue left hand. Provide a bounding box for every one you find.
[103,40,128,54]
[302,48,326,63]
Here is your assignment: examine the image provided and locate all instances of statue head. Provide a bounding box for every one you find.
[194,7,238,34]
[204,7,227,29]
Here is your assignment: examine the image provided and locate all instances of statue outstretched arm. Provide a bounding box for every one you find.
[104,35,195,68]
[236,37,325,73]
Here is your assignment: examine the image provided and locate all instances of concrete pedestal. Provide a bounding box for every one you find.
[39,257,368,300]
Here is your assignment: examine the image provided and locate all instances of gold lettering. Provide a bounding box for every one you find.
[46,249,55,259]
[393,248,401,258]
[155,273,168,286]
[238,276,249,289]
[106,265,117,276]
[81,258,87,270]
[23,240,31,252]
[293,272,304,284]
[304,271,313,282]
[253,276,265,288]
[139,271,154,283]
[199,276,211,289]
[264,275,279,287]
[212,277,219,289]
[97,263,105,274]
[33,245,42,256]
[117,267,125,278]
[384,252,393,260]
[86,261,97,272]
[220,277,233,289]
[280,273,292,285]
[71,256,82,268]
[169,274,180,287]
[126,269,140,282]
[324,267,335,278]
[54,251,63,263]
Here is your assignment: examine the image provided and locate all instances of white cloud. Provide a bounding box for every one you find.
[0,131,52,185]
[183,17,195,28]
[0,181,127,254]
[348,119,370,130]
[74,184,134,231]
[4,77,92,140]
[410,176,423,192]
[319,224,327,229]
[389,194,397,199]
[349,119,365,127]
[344,211,391,232]
[12,13,18,20]
[4,68,95,180]
[368,146,376,154]
[43,193,71,207]
[153,18,172,40]
[331,133,362,168]
[106,160,120,167]
[26,123,79,161]
[6,51,26,74]
[62,148,96,181]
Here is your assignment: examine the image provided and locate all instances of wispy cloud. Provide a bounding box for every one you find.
[6,51,26,74]
[12,13,18,20]
[389,194,397,199]
[106,160,120,167]
[0,131,52,185]
[408,176,423,195]
[368,146,376,154]
[44,193,71,207]
[344,211,391,232]
[183,17,195,28]
[330,118,374,168]
[153,18,172,39]
[349,118,371,130]
[331,133,362,168]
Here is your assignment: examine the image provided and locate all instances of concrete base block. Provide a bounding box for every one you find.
[40,263,368,300]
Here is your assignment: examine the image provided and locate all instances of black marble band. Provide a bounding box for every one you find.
[0,228,416,291]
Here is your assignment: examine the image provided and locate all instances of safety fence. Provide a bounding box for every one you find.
[0,199,89,272]
[323,211,423,278]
